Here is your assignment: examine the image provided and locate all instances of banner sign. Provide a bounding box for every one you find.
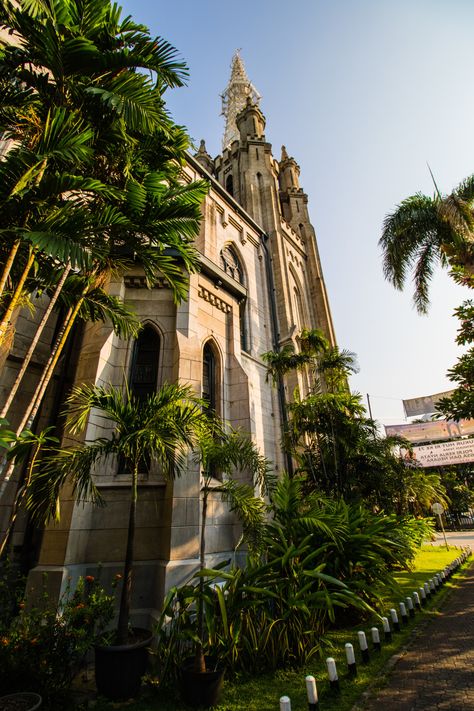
[402,390,455,417]
[406,439,474,467]
[385,419,474,444]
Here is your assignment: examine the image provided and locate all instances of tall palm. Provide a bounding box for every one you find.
[380,174,474,312]
[0,0,207,349]
[27,382,208,644]
[193,427,271,672]
[0,0,209,444]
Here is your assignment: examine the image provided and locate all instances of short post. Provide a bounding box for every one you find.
[326,657,340,692]
[406,596,415,618]
[345,642,357,676]
[390,608,401,632]
[413,591,421,610]
[419,586,426,606]
[358,630,370,663]
[382,616,392,642]
[280,696,291,711]
[399,601,408,625]
[424,582,431,599]
[305,675,319,711]
[371,626,381,651]
[429,578,435,593]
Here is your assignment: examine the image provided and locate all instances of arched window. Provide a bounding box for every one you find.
[220,245,243,284]
[202,342,218,413]
[129,325,160,403]
[225,174,234,197]
[293,286,305,330]
[219,246,250,353]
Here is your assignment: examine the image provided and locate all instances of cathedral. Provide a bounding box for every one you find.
[1,53,335,621]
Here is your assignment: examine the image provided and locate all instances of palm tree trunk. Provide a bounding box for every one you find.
[0,247,36,347]
[194,483,208,673]
[0,295,84,503]
[117,463,138,645]
[16,291,85,435]
[0,441,41,558]
[0,239,21,304]
[0,263,72,420]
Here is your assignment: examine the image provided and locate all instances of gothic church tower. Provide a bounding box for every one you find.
[212,53,335,371]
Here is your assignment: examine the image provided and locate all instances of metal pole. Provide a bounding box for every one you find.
[438,512,449,551]
[366,393,373,420]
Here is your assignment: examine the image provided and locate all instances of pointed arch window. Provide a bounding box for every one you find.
[293,286,305,330]
[202,342,218,413]
[219,246,250,353]
[129,325,160,403]
[220,245,243,284]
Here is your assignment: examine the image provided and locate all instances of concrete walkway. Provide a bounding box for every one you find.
[361,556,474,710]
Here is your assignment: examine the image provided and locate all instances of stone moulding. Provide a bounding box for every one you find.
[124,275,170,289]
[198,285,232,313]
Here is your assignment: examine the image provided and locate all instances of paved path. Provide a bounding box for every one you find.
[361,561,474,710]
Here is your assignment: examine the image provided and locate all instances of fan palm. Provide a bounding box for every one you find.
[380,174,474,312]
[27,381,209,644]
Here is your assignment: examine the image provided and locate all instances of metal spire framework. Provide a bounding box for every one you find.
[221,50,261,150]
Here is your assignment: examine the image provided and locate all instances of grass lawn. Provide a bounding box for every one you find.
[89,545,468,711]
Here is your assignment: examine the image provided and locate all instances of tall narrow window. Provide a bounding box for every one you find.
[226,174,234,197]
[202,342,217,412]
[239,301,248,353]
[293,287,305,329]
[130,325,160,403]
[219,246,249,353]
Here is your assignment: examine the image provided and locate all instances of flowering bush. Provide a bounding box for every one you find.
[0,574,115,702]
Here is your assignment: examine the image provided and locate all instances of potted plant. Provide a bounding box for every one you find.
[0,693,42,711]
[28,382,207,700]
[178,428,271,708]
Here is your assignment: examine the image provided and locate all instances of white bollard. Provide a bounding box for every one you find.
[413,591,421,609]
[399,601,408,625]
[280,696,291,711]
[345,642,357,676]
[358,630,369,663]
[406,596,415,617]
[371,626,381,651]
[326,657,340,691]
[305,675,319,710]
[382,615,392,641]
[390,608,401,632]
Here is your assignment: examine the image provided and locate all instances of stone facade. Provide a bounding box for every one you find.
[0,54,335,624]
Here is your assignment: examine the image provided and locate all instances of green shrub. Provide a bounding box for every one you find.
[0,574,114,702]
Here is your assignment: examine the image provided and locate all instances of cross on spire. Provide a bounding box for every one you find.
[220,50,261,150]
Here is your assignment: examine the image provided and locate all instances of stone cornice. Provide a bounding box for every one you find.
[198,285,232,313]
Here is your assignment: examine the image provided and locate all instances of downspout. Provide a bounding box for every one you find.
[260,234,294,477]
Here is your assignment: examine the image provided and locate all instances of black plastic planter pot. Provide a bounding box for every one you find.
[0,693,42,711]
[179,657,224,708]
[94,629,152,701]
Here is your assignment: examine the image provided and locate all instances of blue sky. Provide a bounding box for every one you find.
[120,0,474,425]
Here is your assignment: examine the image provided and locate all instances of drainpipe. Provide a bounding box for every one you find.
[260,234,294,477]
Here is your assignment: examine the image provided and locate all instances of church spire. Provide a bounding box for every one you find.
[221,50,261,150]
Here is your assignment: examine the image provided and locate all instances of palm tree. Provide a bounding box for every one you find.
[0,0,209,516]
[27,382,208,644]
[0,0,207,366]
[192,428,271,672]
[380,174,474,312]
